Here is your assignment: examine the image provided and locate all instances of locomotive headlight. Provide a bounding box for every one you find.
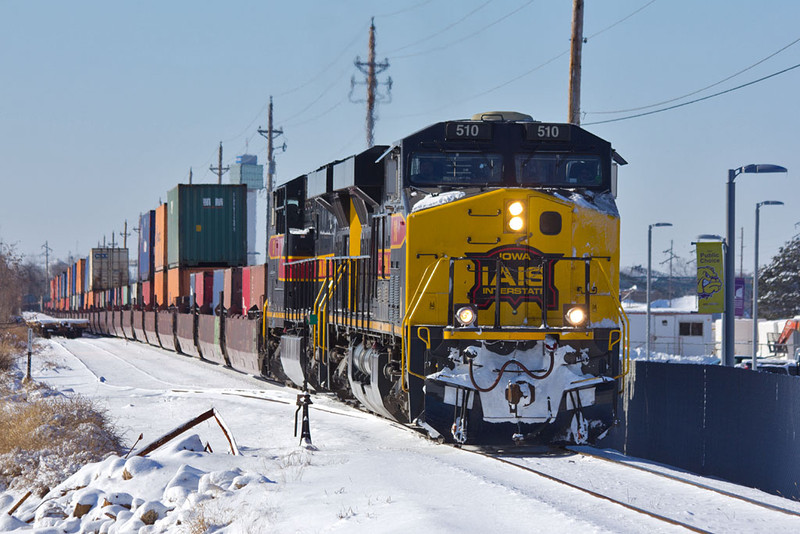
[508,216,525,231]
[455,305,478,327]
[506,200,526,233]
[565,306,588,327]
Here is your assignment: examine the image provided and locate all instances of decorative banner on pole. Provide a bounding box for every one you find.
[734,277,746,317]
[696,242,724,313]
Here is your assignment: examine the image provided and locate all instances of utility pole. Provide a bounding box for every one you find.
[258,96,286,299]
[120,220,130,250]
[350,18,392,148]
[189,167,193,185]
[210,142,230,184]
[568,0,585,125]
[42,241,52,281]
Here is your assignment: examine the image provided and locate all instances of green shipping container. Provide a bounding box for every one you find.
[167,184,248,268]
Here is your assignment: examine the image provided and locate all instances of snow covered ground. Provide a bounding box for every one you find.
[2,333,799,533]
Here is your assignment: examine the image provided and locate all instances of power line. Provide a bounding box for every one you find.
[275,24,369,98]
[587,34,800,115]
[383,0,656,120]
[374,0,435,19]
[217,24,369,148]
[585,0,657,41]
[583,62,800,126]
[385,0,495,56]
[390,0,534,60]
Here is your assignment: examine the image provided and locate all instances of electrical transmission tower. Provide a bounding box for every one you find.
[350,17,392,148]
[660,239,679,301]
[210,142,230,184]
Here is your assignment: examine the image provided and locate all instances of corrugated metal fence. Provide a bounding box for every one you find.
[599,361,800,499]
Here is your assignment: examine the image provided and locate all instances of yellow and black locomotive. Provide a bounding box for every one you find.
[266,111,629,445]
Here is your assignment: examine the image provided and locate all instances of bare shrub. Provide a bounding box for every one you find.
[0,385,123,496]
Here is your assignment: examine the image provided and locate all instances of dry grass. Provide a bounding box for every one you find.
[0,379,123,496]
[0,324,28,372]
[183,502,233,533]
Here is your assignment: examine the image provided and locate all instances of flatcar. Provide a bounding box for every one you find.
[50,111,630,446]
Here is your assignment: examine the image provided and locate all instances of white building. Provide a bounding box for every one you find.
[713,316,800,361]
[623,296,716,358]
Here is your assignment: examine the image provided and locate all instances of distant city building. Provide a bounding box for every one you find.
[229,155,264,265]
[229,154,264,190]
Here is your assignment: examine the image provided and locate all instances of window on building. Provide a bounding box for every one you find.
[679,322,703,336]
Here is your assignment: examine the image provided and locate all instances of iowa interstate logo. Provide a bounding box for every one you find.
[466,245,560,311]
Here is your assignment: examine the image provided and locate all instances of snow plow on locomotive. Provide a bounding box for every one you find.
[51,112,630,446]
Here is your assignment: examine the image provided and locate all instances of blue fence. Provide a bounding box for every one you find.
[599,361,800,500]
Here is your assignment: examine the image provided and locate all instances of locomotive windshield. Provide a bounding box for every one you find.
[410,153,503,185]
[515,154,603,187]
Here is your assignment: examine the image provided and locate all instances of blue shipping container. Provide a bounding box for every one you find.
[139,210,156,282]
[211,269,224,311]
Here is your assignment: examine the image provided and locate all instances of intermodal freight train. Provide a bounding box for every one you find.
[47,112,630,445]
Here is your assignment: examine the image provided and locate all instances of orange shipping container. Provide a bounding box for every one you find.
[154,270,168,308]
[167,267,209,308]
[76,258,86,294]
[154,203,169,272]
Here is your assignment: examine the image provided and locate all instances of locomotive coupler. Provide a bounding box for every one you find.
[294,391,316,449]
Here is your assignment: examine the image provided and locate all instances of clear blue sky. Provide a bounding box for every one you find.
[2,0,799,276]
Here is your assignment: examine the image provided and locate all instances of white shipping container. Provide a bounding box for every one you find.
[88,248,130,291]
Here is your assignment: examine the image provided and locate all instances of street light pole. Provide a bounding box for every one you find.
[752,200,783,370]
[647,222,672,361]
[723,164,787,367]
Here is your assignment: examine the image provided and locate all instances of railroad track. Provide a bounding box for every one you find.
[567,446,800,519]
[460,445,800,533]
[51,336,800,531]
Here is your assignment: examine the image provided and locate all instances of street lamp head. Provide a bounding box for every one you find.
[696,234,722,241]
[741,164,788,175]
[757,200,784,208]
[650,222,673,229]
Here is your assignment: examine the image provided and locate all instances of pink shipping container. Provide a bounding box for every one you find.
[141,280,153,307]
[251,264,266,312]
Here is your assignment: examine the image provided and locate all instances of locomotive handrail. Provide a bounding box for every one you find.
[595,260,631,388]
[401,257,449,391]
[313,261,348,364]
